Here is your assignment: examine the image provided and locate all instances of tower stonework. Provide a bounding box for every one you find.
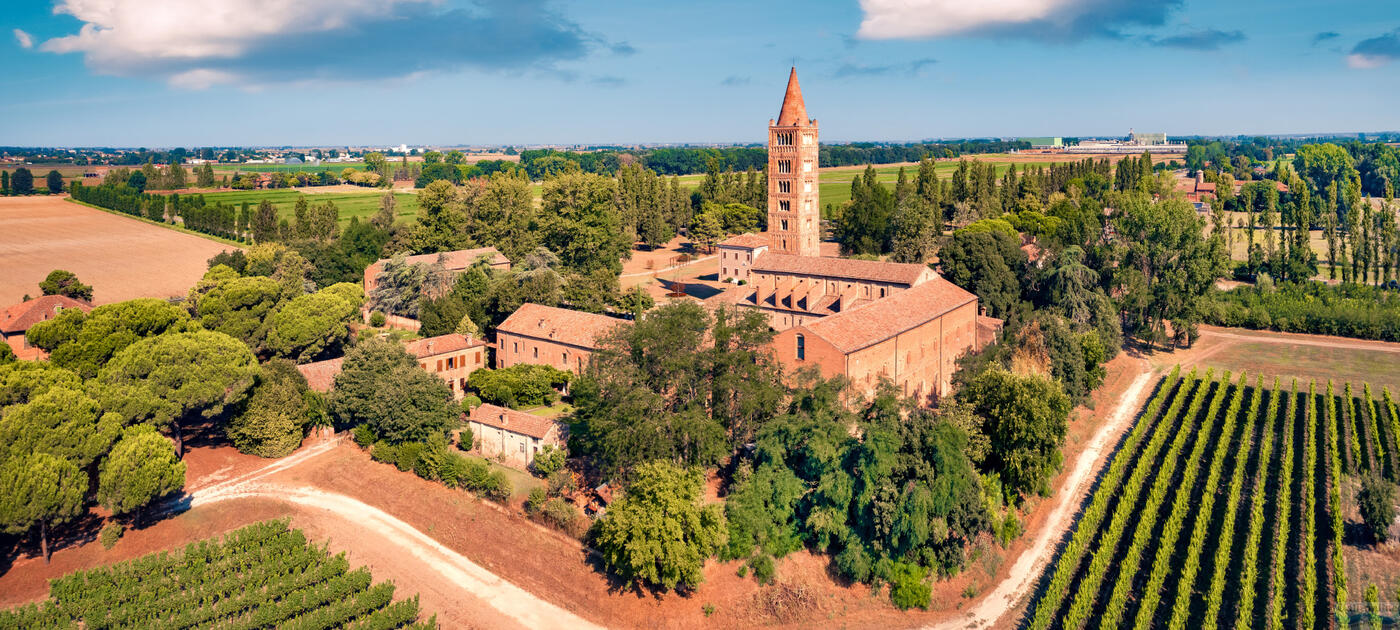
[767,67,820,257]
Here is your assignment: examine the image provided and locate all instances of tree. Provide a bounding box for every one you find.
[889,195,940,264]
[39,269,93,301]
[689,210,724,253]
[0,386,121,470]
[252,199,279,243]
[98,330,260,455]
[45,170,64,194]
[591,461,727,591]
[468,364,570,408]
[190,273,284,350]
[263,283,363,363]
[367,253,449,318]
[1359,474,1395,544]
[228,359,311,458]
[1,170,10,194]
[1113,194,1227,347]
[0,453,85,563]
[195,163,216,188]
[958,367,1071,501]
[27,298,195,378]
[97,425,186,518]
[12,168,34,195]
[532,444,566,477]
[939,229,1027,320]
[363,152,388,178]
[329,338,456,443]
[837,166,896,255]
[540,172,630,274]
[0,342,13,365]
[412,180,467,252]
[125,170,146,193]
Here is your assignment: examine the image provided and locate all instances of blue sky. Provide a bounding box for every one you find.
[2,0,1398,147]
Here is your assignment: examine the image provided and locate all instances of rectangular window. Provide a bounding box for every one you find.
[446,357,454,369]
[533,346,539,359]
[475,352,482,365]
[780,219,788,230]
[796,334,805,361]
[512,342,518,353]
[519,443,525,453]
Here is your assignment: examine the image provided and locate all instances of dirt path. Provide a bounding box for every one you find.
[925,368,1157,630]
[191,484,601,630]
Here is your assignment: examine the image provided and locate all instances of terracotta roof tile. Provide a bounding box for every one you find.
[776,67,810,126]
[717,233,770,249]
[296,357,344,393]
[799,277,977,353]
[0,295,92,334]
[751,254,932,286]
[495,303,629,350]
[402,333,486,358]
[468,403,557,440]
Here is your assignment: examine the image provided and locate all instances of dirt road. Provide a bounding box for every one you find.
[191,484,602,630]
[925,369,1157,630]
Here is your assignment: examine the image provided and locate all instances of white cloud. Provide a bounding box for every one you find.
[41,0,429,64]
[856,0,1181,41]
[32,0,593,88]
[13,28,33,49]
[1347,53,1389,69]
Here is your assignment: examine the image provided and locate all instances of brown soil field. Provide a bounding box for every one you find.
[0,196,238,305]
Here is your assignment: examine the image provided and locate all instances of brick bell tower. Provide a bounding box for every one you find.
[767,66,820,257]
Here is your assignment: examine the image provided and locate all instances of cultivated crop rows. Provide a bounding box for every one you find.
[1027,368,1390,629]
[0,520,435,630]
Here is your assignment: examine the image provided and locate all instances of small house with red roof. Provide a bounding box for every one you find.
[466,403,563,467]
[404,333,489,400]
[0,295,93,360]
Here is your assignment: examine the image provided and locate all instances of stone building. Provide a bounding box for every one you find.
[466,403,563,468]
[702,69,1000,404]
[494,303,630,375]
[0,295,92,361]
[405,333,489,400]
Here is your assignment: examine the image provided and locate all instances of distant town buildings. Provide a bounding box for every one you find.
[1021,137,1063,149]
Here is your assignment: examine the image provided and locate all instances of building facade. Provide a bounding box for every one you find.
[467,403,563,468]
[404,333,489,400]
[767,67,821,258]
[716,233,769,283]
[494,303,629,375]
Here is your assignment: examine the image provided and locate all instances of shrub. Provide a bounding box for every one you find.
[998,512,1022,547]
[1359,474,1396,544]
[394,442,424,472]
[526,487,548,514]
[438,452,469,488]
[370,441,399,466]
[736,565,748,578]
[460,394,482,413]
[369,311,386,327]
[352,425,376,447]
[542,497,577,531]
[748,554,775,585]
[547,469,577,497]
[532,444,566,478]
[98,521,124,550]
[887,561,932,610]
[468,364,570,408]
[483,469,513,502]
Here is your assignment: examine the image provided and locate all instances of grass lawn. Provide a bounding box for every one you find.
[198,189,420,228]
[1178,340,1400,393]
[522,402,574,418]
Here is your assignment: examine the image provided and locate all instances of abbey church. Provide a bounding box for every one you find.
[711,68,1001,404]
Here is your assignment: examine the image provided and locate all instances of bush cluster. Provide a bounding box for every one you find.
[366,437,511,502]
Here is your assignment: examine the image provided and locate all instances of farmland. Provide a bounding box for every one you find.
[195,189,420,228]
[1025,365,1388,629]
[0,519,432,629]
[0,196,237,305]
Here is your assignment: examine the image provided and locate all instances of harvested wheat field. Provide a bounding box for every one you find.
[0,196,239,305]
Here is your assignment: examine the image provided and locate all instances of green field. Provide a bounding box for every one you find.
[196,189,420,228]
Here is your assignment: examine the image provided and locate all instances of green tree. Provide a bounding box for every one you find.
[97,425,186,517]
[689,210,724,253]
[190,273,283,350]
[540,172,630,274]
[532,444,566,477]
[0,342,13,365]
[1359,474,1395,544]
[263,283,363,363]
[45,170,64,194]
[228,359,311,458]
[12,168,34,195]
[939,229,1027,320]
[958,367,1071,501]
[27,298,195,378]
[39,269,93,301]
[1,170,10,194]
[329,338,456,443]
[889,196,940,264]
[836,166,895,255]
[0,453,85,563]
[412,180,467,253]
[591,461,727,591]
[252,199,279,243]
[98,330,260,455]
[468,364,570,408]
[0,386,121,470]
[1113,194,1227,348]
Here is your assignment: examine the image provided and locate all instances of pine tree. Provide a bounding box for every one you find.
[1325,181,1339,280]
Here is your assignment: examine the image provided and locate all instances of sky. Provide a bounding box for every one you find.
[1,0,1398,148]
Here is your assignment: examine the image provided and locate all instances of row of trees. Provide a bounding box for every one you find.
[1,168,67,195]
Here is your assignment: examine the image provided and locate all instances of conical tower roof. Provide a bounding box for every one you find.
[775,66,809,126]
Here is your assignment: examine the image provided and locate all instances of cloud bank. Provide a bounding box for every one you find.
[1348,28,1400,68]
[37,0,595,88]
[856,0,1183,41]
[14,29,33,49]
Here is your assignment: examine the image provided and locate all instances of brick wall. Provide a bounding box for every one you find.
[418,347,488,400]
[495,332,593,375]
